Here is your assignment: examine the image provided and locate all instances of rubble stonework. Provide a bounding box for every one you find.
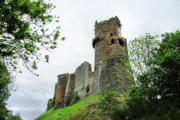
[53,16,133,108]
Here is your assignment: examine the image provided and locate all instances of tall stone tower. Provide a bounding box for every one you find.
[93,16,133,93]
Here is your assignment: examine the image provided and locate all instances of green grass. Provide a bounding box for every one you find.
[35,95,101,120]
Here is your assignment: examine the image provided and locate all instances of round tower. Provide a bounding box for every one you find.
[92,16,127,65]
[93,17,133,93]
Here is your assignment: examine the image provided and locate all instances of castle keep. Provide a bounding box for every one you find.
[53,17,133,109]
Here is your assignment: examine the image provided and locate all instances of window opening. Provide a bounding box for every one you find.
[111,39,115,44]
[118,38,124,46]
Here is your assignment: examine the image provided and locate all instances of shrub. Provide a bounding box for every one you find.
[98,84,128,120]
[86,85,90,93]
[46,98,54,111]
[70,92,80,105]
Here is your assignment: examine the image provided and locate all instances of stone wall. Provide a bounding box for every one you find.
[54,74,69,109]
[74,62,93,96]
[64,74,75,106]
[53,62,96,108]
[95,55,133,92]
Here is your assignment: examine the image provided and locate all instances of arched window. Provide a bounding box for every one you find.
[111,39,115,44]
[118,38,124,46]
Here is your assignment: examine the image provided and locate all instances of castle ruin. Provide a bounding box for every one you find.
[53,17,133,109]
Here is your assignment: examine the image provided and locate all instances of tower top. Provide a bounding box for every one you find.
[95,16,122,34]
[92,16,127,64]
[93,16,123,48]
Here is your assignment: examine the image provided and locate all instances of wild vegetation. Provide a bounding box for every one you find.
[0,0,62,119]
[36,95,103,120]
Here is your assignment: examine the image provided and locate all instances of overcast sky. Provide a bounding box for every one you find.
[7,0,180,120]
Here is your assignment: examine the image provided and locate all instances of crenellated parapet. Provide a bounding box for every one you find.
[94,16,122,34]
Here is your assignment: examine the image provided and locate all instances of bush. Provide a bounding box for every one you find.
[86,85,90,93]
[70,92,80,105]
[6,111,22,120]
[46,98,54,111]
[98,84,128,120]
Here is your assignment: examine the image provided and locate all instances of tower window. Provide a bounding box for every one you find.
[110,33,113,36]
[92,37,100,48]
[111,39,115,44]
[118,38,124,46]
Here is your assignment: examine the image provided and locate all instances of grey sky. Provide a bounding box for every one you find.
[7,0,180,120]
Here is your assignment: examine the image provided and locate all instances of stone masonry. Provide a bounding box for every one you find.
[53,16,133,108]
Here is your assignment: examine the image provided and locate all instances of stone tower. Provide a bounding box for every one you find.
[93,16,132,93]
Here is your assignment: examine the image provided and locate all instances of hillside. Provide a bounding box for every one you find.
[35,95,111,120]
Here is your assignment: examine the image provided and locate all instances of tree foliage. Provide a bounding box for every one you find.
[0,0,62,73]
[46,98,54,111]
[126,30,180,119]
[128,33,159,76]
[0,61,10,119]
[98,84,127,120]
[0,0,62,119]
[6,112,22,120]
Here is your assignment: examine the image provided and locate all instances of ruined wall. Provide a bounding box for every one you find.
[64,74,75,106]
[53,62,96,108]
[54,74,69,109]
[74,62,94,96]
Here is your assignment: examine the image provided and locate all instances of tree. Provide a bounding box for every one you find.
[149,30,180,102]
[0,0,62,119]
[128,33,159,76]
[126,30,180,120]
[6,111,22,120]
[46,98,54,111]
[0,0,63,72]
[0,61,10,119]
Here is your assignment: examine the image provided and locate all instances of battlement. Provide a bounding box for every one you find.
[95,16,122,34]
[93,16,125,65]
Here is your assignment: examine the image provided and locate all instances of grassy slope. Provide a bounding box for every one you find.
[35,95,108,120]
